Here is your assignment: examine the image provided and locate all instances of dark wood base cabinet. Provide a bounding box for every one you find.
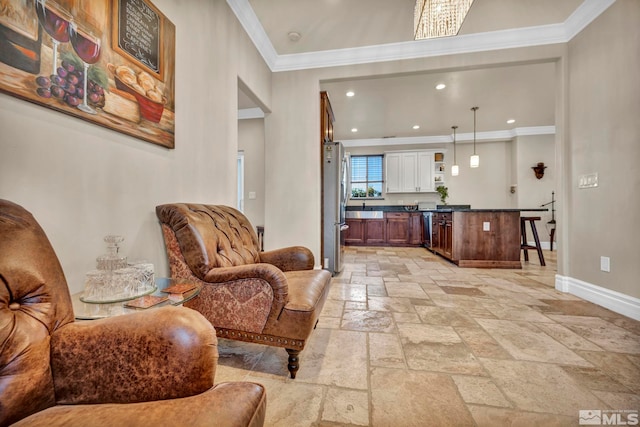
[345,212,422,247]
[431,211,522,268]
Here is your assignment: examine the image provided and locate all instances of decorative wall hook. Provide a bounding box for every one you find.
[532,162,546,179]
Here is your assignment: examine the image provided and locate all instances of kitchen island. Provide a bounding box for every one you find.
[429,208,547,268]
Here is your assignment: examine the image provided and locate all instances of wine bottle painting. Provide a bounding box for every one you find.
[0,0,176,148]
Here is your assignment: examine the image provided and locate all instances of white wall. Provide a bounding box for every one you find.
[514,135,556,244]
[238,118,266,227]
[0,0,272,293]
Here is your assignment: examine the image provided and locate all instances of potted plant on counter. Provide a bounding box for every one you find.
[436,185,449,205]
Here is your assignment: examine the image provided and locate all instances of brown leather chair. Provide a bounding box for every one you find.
[0,200,266,427]
[155,203,332,379]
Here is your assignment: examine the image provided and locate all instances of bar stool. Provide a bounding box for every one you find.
[520,217,546,266]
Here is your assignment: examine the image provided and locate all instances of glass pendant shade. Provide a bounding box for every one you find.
[451,164,459,176]
[470,154,479,168]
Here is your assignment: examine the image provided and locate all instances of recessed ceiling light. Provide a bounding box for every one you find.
[507,119,516,124]
[346,91,355,97]
[435,83,446,90]
[413,125,420,129]
[351,128,358,132]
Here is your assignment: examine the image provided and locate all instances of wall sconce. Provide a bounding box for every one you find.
[532,162,546,179]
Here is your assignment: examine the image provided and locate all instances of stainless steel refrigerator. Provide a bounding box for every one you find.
[323,141,349,276]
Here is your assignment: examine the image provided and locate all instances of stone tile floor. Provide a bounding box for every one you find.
[214,246,640,426]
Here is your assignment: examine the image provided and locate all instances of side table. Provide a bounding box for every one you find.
[72,277,201,320]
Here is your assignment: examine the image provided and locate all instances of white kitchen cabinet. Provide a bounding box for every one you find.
[417,151,434,192]
[385,150,435,193]
[385,152,403,193]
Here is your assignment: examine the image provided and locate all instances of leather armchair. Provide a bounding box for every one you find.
[0,200,266,427]
[155,203,332,379]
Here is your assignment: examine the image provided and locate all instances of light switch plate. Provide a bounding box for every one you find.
[600,256,610,272]
[248,191,256,199]
[578,173,598,189]
[483,222,490,231]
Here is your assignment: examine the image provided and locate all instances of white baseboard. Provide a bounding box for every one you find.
[525,240,553,250]
[555,274,640,321]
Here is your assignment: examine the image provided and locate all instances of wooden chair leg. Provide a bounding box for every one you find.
[286,348,300,379]
[520,219,529,261]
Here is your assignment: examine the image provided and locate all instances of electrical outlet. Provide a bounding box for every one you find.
[248,191,256,199]
[483,222,490,231]
[600,256,610,272]
[324,258,329,269]
[578,173,598,189]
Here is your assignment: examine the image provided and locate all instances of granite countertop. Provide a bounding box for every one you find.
[346,205,420,212]
[429,208,548,213]
[346,205,547,213]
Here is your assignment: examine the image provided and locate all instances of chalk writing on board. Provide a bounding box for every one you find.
[117,0,160,73]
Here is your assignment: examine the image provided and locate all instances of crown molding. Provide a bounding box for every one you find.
[226,0,278,69]
[227,0,616,72]
[564,0,616,40]
[341,126,555,147]
[272,24,567,72]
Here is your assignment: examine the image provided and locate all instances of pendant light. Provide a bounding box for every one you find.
[451,125,459,176]
[470,106,479,168]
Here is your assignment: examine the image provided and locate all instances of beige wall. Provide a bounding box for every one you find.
[0,0,271,293]
[238,118,266,227]
[566,0,639,298]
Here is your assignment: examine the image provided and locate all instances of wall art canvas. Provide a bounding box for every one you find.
[0,0,175,148]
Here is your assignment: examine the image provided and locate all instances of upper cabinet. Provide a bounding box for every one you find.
[385,150,437,193]
[320,91,334,143]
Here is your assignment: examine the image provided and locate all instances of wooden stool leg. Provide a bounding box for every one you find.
[529,219,546,266]
[520,219,529,261]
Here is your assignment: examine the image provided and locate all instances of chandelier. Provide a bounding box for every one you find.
[414,0,475,40]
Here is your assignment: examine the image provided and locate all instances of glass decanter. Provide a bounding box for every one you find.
[96,235,127,271]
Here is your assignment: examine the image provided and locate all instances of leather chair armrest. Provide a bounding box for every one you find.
[14,382,267,427]
[202,263,289,305]
[259,246,314,271]
[50,306,218,405]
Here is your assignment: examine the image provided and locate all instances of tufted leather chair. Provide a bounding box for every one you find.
[155,203,332,379]
[0,200,267,427]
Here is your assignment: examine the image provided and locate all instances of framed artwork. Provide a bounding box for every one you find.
[0,0,175,148]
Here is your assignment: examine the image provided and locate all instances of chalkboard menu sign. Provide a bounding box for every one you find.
[112,0,166,80]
